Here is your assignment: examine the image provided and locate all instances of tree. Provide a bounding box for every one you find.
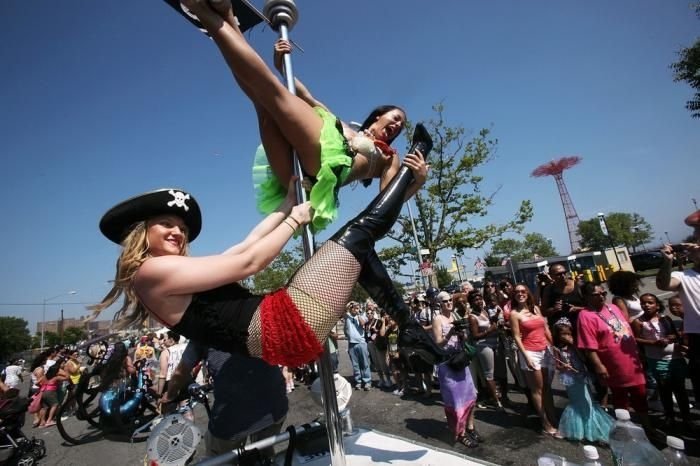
[62,326,87,345]
[31,331,61,349]
[670,4,700,118]
[0,317,32,360]
[249,244,304,294]
[379,103,533,275]
[487,232,559,264]
[435,265,454,288]
[577,212,653,251]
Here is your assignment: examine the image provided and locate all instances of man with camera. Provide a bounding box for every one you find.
[656,209,700,403]
[541,263,586,331]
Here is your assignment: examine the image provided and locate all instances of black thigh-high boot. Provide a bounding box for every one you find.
[358,249,449,361]
[330,123,433,264]
[358,249,411,326]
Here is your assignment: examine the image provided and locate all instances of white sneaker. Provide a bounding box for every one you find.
[392,389,404,396]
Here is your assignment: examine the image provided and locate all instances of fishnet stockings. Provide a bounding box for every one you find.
[246,241,361,357]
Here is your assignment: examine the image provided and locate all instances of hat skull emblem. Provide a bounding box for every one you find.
[167,190,190,212]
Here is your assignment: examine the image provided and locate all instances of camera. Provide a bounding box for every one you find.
[453,318,470,331]
[671,244,687,253]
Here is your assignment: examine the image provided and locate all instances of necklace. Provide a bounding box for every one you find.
[596,305,628,344]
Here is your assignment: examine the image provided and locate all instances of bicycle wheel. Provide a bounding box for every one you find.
[56,391,102,445]
[76,371,103,428]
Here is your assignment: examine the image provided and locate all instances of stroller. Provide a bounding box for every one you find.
[0,391,46,466]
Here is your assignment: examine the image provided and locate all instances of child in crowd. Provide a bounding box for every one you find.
[631,293,691,429]
[551,318,614,443]
[386,317,407,396]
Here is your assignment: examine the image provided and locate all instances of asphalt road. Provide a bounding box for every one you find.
[23,338,700,466]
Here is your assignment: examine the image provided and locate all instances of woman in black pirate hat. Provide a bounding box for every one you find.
[90,134,441,367]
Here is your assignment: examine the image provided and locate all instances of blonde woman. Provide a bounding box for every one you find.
[90,146,429,369]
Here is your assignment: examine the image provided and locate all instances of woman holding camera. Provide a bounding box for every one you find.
[432,291,479,447]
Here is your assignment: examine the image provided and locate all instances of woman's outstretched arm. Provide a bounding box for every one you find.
[381,150,428,199]
[135,201,312,297]
[223,177,300,255]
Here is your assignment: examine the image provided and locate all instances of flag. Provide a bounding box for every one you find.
[501,257,511,266]
[474,257,485,269]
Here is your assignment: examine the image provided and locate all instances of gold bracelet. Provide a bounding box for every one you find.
[286,216,301,229]
[283,219,297,233]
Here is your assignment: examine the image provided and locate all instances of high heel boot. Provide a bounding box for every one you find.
[357,249,411,326]
[330,123,433,263]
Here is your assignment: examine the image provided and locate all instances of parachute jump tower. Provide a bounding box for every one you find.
[531,156,583,254]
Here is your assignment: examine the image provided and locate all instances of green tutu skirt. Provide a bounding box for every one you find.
[252,107,353,233]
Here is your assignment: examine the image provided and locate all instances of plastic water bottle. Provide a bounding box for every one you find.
[536,453,580,466]
[663,436,691,465]
[582,445,602,466]
[608,409,666,466]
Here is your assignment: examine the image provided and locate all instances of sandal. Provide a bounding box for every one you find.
[457,434,478,448]
[542,429,563,439]
[466,428,484,443]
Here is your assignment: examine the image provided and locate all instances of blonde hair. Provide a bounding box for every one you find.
[87,220,190,329]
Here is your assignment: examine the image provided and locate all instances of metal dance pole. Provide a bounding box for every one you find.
[263,1,347,465]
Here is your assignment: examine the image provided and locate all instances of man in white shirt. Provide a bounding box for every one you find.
[657,209,700,402]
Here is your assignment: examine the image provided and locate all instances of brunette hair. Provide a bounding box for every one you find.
[608,271,641,297]
[510,283,537,311]
[358,105,406,187]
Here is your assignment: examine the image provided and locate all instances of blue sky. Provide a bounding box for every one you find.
[1,1,698,334]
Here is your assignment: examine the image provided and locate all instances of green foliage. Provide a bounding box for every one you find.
[434,265,454,288]
[0,317,32,360]
[31,331,61,349]
[577,212,653,251]
[381,103,533,274]
[487,232,559,264]
[62,326,87,345]
[249,244,304,294]
[670,5,700,118]
[349,284,369,304]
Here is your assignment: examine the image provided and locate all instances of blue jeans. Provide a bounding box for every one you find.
[348,342,371,386]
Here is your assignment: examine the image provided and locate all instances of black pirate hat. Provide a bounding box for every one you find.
[99,188,202,244]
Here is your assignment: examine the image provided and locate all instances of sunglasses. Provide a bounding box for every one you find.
[514,290,528,295]
[553,271,567,276]
[442,299,452,303]
[591,291,608,297]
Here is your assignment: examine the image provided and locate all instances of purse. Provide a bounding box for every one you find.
[28,390,43,414]
[446,340,477,371]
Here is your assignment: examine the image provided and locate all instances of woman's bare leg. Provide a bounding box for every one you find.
[525,370,555,432]
[184,0,322,176]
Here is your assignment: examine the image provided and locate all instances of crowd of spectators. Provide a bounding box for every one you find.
[319,219,699,449]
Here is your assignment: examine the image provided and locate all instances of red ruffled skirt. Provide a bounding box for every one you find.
[260,288,324,367]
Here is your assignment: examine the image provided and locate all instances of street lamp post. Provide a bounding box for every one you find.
[597,213,622,270]
[451,255,463,283]
[631,227,638,254]
[42,291,77,350]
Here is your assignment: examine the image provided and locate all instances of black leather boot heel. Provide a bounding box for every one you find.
[358,249,411,326]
